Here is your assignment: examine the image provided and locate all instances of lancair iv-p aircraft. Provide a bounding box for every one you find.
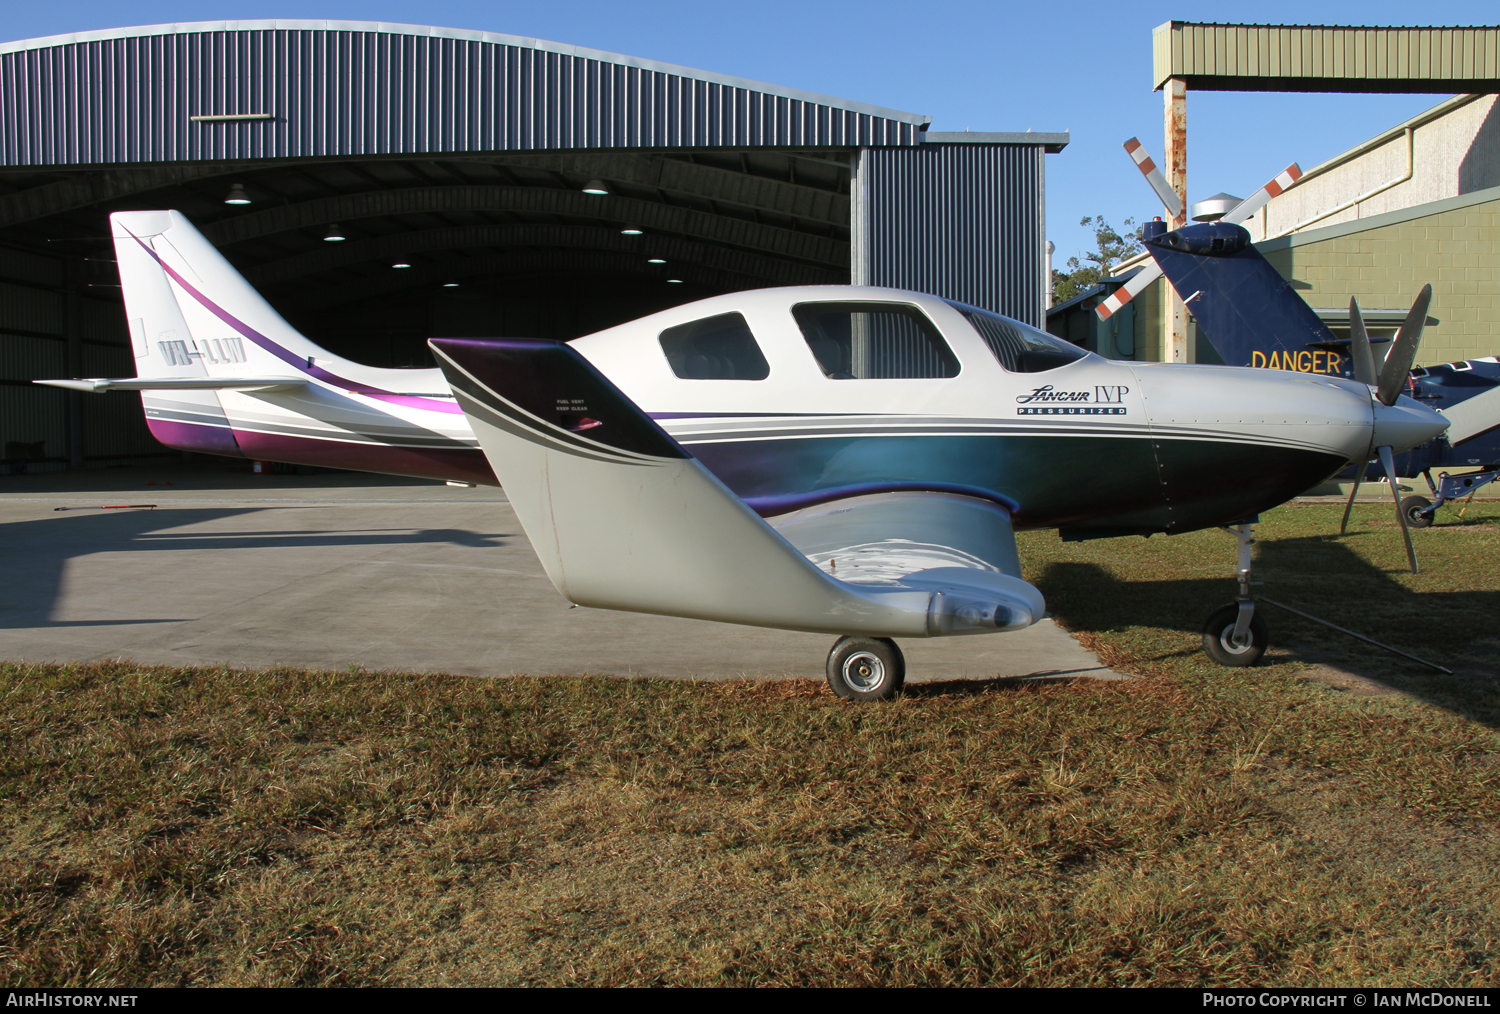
[37,210,1450,699]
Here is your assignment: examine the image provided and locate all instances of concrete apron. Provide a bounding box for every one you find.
[0,469,1123,685]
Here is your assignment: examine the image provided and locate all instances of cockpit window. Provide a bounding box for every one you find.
[658,312,770,380]
[949,301,1088,373]
[792,302,959,379]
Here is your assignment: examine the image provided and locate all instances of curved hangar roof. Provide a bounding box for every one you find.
[0,20,930,163]
[0,21,953,358]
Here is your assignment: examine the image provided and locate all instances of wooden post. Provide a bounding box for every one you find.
[1163,77,1188,362]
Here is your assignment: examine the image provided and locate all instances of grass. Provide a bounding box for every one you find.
[2,501,1498,986]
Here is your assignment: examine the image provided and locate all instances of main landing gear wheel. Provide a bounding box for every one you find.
[1202,604,1269,667]
[1400,494,1434,529]
[826,636,906,702]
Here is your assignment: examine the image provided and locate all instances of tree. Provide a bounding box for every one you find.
[1052,215,1144,305]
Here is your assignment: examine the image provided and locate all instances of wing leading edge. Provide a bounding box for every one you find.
[429,337,1043,639]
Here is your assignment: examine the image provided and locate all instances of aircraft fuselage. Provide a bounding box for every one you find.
[143,283,1419,538]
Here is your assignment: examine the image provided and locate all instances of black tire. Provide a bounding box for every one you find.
[1400,494,1434,529]
[826,636,906,702]
[1201,603,1269,668]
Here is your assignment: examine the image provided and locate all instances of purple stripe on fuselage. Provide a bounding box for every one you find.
[649,412,858,420]
[144,417,495,484]
[235,428,495,484]
[129,231,463,415]
[145,418,245,457]
[744,482,1021,519]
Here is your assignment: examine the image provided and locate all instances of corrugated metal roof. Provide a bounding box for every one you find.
[1153,21,1500,92]
[925,131,1069,153]
[0,20,928,122]
[0,21,930,166]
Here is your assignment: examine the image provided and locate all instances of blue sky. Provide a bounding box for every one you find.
[6,1,1497,267]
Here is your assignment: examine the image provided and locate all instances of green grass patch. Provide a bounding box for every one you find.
[2,502,1498,986]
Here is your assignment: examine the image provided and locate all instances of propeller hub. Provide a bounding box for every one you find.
[1370,394,1449,454]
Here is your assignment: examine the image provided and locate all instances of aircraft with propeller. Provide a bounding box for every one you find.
[34,208,1451,698]
[1103,138,1500,574]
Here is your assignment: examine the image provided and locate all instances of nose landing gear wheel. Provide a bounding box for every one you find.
[826,636,905,701]
[1400,494,1434,529]
[1202,603,1269,667]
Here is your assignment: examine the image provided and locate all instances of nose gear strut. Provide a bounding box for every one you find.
[1202,520,1269,667]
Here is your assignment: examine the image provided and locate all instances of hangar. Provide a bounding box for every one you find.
[0,19,1065,473]
[1048,22,1499,368]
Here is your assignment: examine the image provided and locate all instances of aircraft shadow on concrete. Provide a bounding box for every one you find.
[1034,533,1500,729]
[0,507,511,632]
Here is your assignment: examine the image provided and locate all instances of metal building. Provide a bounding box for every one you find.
[0,20,1065,472]
[1048,21,1498,370]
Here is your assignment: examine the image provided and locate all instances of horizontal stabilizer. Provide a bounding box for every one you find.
[34,377,307,393]
[429,337,1043,638]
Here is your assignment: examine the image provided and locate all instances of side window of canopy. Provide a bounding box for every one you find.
[658,312,770,380]
[792,302,960,380]
[951,301,1089,373]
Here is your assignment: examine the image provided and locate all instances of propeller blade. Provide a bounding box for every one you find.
[1123,138,1183,220]
[1340,457,1370,535]
[1095,261,1163,320]
[1221,163,1304,225]
[1348,297,1378,387]
[1377,444,1419,574]
[1375,284,1433,407]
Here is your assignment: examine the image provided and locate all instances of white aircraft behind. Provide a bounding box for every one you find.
[37,210,1449,699]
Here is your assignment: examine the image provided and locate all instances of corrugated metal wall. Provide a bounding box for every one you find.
[0,261,160,470]
[0,27,923,165]
[859,144,1045,326]
[1154,21,1500,91]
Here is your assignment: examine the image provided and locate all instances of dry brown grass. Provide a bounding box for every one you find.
[2,501,1499,987]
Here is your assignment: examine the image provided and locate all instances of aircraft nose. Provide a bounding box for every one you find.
[1370,395,1449,453]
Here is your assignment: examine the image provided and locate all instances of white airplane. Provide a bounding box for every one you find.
[37,210,1449,699]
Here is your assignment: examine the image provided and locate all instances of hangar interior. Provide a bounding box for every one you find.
[0,20,1064,473]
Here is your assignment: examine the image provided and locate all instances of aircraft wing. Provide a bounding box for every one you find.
[34,377,307,393]
[428,337,1043,639]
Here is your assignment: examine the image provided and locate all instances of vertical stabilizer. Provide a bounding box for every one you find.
[1144,222,1340,373]
[113,211,242,454]
[112,210,324,381]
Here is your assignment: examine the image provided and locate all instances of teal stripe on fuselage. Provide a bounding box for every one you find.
[686,434,1343,535]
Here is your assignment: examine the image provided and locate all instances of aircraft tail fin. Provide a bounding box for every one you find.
[111,210,323,381]
[1144,221,1340,371]
[65,210,332,456]
[429,337,1043,638]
